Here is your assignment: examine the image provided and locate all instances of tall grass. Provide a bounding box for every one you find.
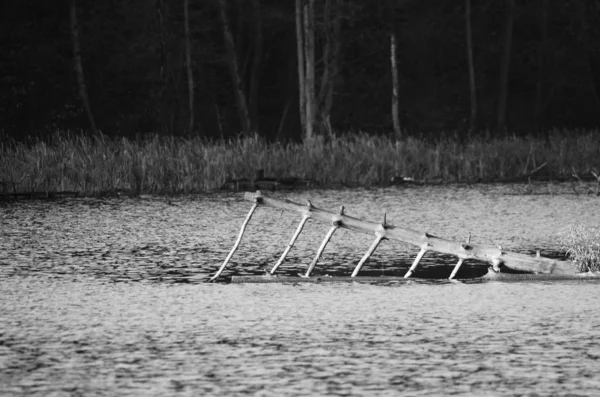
[1,130,599,194]
[559,225,600,272]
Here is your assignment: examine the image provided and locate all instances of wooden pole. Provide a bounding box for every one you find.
[404,247,427,278]
[351,235,384,277]
[271,213,310,274]
[302,206,344,277]
[450,233,471,279]
[303,223,339,277]
[209,198,260,281]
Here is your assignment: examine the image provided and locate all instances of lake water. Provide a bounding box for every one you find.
[1,184,600,396]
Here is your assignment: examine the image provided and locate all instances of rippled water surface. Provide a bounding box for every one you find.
[2,184,600,396]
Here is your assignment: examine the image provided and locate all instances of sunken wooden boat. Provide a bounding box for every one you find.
[208,191,599,283]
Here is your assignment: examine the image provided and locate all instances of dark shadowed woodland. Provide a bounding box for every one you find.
[2,0,600,197]
[2,0,600,141]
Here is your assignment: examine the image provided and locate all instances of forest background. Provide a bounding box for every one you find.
[2,0,600,142]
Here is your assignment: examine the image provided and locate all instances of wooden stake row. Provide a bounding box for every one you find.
[208,191,576,281]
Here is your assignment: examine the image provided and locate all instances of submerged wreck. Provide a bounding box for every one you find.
[208,191,598,283]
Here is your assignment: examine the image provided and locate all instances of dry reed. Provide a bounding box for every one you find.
[559,225,600,272]
[1,130,599,195]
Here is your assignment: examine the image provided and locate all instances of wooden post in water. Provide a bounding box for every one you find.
[351,235,385,277]
[302,206,344,277]
[271,212,310,274]
[404,247,428,278]
[449,233,471,279]
[449,259,464,280]
[351,214,388,277]
[241,191,576,276]
[208,194,261,281]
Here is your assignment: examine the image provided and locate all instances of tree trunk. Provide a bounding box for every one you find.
[183,0,194,134]
[465,0,477,133]
[318,0,332,109]
[575,2,600,121]
[497,0,514,133]
[276,95,293,141]
[69,0,99,135]
[218,0,252,136]
[534,0,548,132]
[235,0,244,63]
[155,0,167,95]
[277,49,298,141]
[248,0,262,133]
[303,0,316,140]
[317,0,342,138]
[295,0,306,137]
[390,32,401,139]
[155,0,169,132]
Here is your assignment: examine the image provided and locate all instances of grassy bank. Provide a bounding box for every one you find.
[560,225,600,272]
[1,130,599,195]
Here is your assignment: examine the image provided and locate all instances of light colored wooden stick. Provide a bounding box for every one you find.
[351,235,384,277]
[404,247,427,278]
[303,223,339,277]
[271,214,310,274]
[209,199,260,281]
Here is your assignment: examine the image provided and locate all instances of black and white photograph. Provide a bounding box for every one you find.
[2,0,600,396]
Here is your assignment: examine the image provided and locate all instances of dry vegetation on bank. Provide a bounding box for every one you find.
[559,225,600,272]
[1,130,599,195]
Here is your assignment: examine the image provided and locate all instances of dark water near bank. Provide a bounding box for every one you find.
[1,184,600,396]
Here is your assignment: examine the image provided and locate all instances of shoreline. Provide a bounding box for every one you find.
[1,177,598,201]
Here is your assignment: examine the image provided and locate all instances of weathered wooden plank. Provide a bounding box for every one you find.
[244,191,577,275]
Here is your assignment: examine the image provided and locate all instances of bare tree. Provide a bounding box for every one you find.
[69,0,99,135]
[497,0,515,132]
[534,0,548,131]
[184,0,194,133]
[155,0,168,103]
[218,0,251,135]
[303,0,316,140]
[295,0,306,136]
[318,0,342,137]
[248,0,262,133]
[390,32,401,139]
[465,0,477,132]
[296,0,342,141]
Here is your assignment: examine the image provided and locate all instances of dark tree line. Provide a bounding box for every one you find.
[2,0,600,141]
